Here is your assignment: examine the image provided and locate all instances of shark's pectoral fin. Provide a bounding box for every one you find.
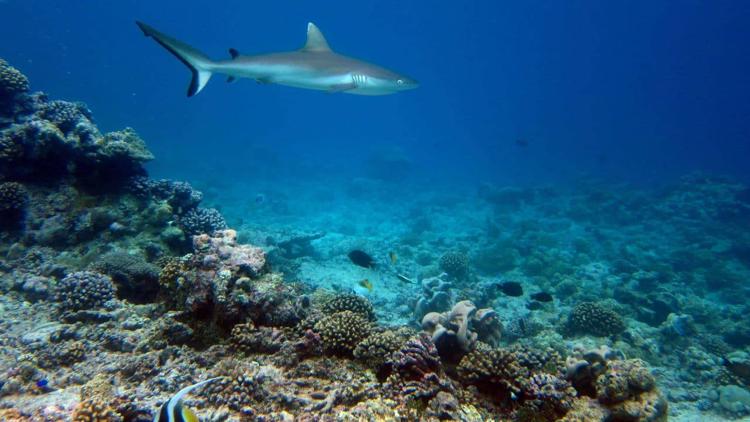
[255,77,273,84]
[227,76,236,83]
[328,82,357,93]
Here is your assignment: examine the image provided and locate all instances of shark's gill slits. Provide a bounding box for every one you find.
[352,73,367,86]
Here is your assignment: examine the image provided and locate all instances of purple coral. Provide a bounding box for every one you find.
[390,332,442,380]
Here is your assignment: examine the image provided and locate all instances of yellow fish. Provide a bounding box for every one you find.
[389,251,398,265]
[358,279,373,292]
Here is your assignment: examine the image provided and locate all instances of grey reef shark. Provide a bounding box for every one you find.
[136,21,419,96]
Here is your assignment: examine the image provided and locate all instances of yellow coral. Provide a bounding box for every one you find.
[72,400,122,422]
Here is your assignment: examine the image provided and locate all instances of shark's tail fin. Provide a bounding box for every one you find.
[136,21,215,97]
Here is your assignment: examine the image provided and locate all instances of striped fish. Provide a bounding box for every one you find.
[154,377,220,422]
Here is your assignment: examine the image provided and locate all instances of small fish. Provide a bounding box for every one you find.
[396,274,416,284]
[530,292,553,302]
[36,379,48,388]
[515,138,529,148]
[497,281,523,297]
[389,251,398,265]
[154,377,220,422]
[348,250,375,268]
[358,279,373,292]
[255,193,266,205]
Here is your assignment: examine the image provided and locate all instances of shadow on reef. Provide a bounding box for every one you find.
[5,57,750,420]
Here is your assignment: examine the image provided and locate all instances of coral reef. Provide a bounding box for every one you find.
[0,58,745,421]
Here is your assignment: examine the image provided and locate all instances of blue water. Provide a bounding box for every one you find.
[2,0,749,188]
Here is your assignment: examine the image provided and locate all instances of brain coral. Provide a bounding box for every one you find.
[322,293,376,321]
[314,310,372,355]
[567,302,626,337]
[55,271,116,312]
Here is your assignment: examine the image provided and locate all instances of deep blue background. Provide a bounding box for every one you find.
[1,1,749,186]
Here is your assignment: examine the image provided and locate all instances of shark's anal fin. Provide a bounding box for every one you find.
[229,48,239,59]
[227,76,236,83]
[328,82,357,93]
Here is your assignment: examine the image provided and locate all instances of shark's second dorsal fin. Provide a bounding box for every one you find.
[229,48,240,59]
[302,22,331,52]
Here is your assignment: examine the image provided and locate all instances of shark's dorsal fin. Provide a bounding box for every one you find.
[302,22,331,52]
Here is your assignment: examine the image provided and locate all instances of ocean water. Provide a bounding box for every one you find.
[1,1,750,421]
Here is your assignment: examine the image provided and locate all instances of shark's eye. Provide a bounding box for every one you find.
[397,79,404,85]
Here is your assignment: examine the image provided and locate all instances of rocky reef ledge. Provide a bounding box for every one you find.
[0,58,668,421]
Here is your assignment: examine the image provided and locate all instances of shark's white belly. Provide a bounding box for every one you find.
[225,62,351,91]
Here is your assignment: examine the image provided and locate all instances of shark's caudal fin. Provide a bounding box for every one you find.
[136,21,215,97]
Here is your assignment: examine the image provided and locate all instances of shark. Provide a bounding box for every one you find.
[136,21,418,97]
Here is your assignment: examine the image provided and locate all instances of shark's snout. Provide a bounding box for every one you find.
[396,76,419,90]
